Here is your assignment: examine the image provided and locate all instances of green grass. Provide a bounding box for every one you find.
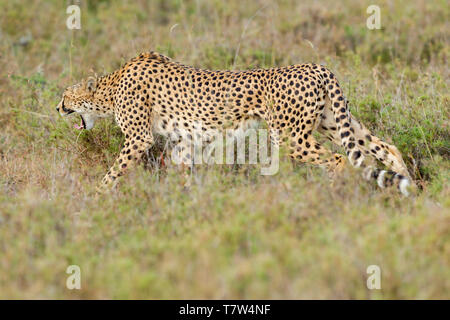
[0,0,449,299]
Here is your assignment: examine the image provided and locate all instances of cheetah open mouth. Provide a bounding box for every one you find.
[74,115,86,130]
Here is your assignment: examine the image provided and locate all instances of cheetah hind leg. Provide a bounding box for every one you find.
[289,134,347,181]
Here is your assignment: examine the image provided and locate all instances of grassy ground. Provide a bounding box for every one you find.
[0,0,449,299]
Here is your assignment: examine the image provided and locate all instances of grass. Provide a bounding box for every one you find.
[0,0,449,299]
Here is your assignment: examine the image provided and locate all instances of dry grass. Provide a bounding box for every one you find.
[0,0,449,299]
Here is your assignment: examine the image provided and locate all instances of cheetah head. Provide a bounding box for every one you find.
[56,76,111,130]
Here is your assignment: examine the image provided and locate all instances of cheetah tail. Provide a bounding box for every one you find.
[319,66,411,196]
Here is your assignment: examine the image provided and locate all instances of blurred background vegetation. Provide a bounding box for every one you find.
[0,0,448,299]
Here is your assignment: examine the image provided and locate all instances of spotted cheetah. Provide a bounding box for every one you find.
[56,52,413,195]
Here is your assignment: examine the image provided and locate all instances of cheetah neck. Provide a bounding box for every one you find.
[92,70,122,115]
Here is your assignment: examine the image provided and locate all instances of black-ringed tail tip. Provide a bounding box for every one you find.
[362,166,412,197]
[375,169,411,197]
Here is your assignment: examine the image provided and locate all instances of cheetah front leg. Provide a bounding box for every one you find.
[98,100,154,191]
[99,134,154,190]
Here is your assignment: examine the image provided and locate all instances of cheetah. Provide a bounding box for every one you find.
[56,52,413,195]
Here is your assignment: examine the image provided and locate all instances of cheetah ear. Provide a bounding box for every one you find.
[86,76,97,93]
